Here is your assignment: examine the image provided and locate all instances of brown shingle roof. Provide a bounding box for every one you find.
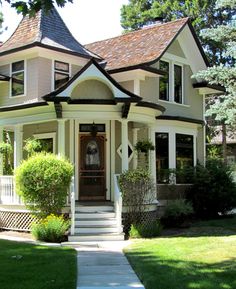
[0,8,101,59]
[85,18,189,71]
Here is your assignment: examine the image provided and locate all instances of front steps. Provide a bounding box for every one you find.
[68,204,124,242]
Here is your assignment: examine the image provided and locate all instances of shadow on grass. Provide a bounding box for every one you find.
[161,215,236,238]
[126,251,236,289]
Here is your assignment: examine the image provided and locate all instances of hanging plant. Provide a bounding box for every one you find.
[134,140,155,153]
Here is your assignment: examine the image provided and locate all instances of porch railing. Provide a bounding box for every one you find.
[114,174,123,233]
[0,176,22,205]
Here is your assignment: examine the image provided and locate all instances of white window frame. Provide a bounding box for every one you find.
[158,58,184,105]
[33,132,56,153]
[52,60,71,91]
[10,60,26,98]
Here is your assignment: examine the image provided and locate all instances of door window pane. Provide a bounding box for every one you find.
[156,133,169,183]
[159,61,169,101]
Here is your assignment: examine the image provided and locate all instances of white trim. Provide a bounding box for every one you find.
[106,121,111,200]
[163,52,189,65]
[57,119,66,156]
[33,132,56,153]
[75,120,79,200]
[110,120,115,202]
[14,124,23,169]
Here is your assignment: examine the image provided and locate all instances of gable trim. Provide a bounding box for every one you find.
[0,102,48,112]
[156,115,204,125]
[43,58,142,102]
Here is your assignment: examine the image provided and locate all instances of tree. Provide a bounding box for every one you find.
[194,0,236,162]
[1,0,73,16]
[120,0,236,64]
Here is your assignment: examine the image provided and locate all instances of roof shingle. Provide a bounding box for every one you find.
[0,8,100,59]
[85,18,189,71]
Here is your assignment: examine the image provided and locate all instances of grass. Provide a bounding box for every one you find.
[125,215,236,289]
[0,240,77,289]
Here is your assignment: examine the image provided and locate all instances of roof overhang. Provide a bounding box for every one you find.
[193,82,225,95]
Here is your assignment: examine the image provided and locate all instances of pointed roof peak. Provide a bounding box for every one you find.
[0,7,101,59]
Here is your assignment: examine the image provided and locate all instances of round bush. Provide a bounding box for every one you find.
[187,159,236,218]
[15,153,73,217]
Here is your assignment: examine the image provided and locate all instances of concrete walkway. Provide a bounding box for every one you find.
[75,241,145,289]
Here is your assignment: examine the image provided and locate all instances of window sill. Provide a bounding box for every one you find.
[158,99,190,108]
[9,94,25,98]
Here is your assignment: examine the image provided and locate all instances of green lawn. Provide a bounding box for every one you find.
[125,216,236,289]
[0,240,77,289]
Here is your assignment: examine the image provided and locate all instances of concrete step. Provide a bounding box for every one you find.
[68,233,125,242]
[74,226,119,234]
[74,212,116,219]
[75,206,114,213]
[75,218,117,226]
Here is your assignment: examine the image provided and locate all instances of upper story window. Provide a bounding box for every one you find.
[11,60,25,97]
[174,64,183,103]
[159,60,184,104]
[159,60,169,101]
[54,61,69,90]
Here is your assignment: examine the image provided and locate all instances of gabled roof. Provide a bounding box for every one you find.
[0,8,101,59]
[43,59,142,103]
[85,18,208,71]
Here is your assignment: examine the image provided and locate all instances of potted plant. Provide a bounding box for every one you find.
[134,140,155,154]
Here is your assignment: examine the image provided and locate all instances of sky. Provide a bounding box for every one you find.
[0,0,129,44]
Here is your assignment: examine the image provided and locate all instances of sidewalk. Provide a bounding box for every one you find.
[75,241,145,289]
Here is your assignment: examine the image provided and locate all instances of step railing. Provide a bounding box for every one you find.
[0,176,22,205]
[70,176,75,235]
[114,174,123,233]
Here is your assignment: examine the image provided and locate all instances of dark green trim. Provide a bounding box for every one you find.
[193,82,225,92]
[0,102,48,112]
[136,101,165,112]
[156,115,205,125]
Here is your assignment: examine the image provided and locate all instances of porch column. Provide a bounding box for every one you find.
[0,127,3,175]
[148,125,157,185]
[121,120,129,172]
[58,119,66,157]
[132,128,139,169]
[14,125,23,169]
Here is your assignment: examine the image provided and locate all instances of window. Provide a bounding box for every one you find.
[11,60,24,96]
[159,61,169,101]
[176,134,193,169]
[33,133,56,153]
[156,133,169,183]
[174,64,183,103]
[54,61,69,89]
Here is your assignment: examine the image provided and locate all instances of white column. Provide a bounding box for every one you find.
[0,127,3,175]
[69,119,75,163]
[121,120,129,172]
[58,119,66,157]
[193,134,197,167]
[148,125,157,185]
[110,120,116,201]
[14,125,23,169]
[134,78,140,95]
[168,130,176,169]
[132,128,139,169]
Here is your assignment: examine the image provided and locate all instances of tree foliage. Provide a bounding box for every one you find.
[1,0,72,16]
[121,0,236,64]
[194,0,236,128]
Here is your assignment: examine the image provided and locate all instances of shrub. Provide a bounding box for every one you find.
[0,142,13,175]
[32,214,70,243]
[15,153,73,217]
[186,159,236,218]
[129,221,162,238]
[24,138,43,156]
[162,199,193,227]
[119,168,156,226]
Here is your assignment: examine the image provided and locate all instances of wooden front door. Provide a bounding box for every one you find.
[79,135,106,200]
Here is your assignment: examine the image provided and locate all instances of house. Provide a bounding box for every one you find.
[0,8,222,241]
